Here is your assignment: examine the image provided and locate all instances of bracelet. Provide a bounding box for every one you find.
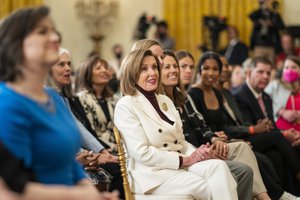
[248,126,255,135]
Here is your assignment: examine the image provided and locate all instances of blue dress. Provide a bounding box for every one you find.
[0,83,86,185]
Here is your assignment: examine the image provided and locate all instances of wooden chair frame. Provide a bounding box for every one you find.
[113,127,134,200]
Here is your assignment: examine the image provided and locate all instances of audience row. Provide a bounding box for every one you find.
[1,5,300,200]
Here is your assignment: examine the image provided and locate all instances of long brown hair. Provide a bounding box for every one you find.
[76,55,113,98]
[0,6,50,82]
[175,50,196,87]
[162,50,186,107]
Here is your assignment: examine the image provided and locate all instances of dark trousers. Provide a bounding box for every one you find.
[246,132,300,194]
[255,152,283,199]
[101,162,124,199]
[246,132,300,174]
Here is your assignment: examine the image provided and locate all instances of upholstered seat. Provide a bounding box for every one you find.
[113,127,194,200]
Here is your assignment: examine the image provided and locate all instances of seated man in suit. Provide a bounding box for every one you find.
[234,56,300,193]
[223,26,249,66]
[218,56,300,199]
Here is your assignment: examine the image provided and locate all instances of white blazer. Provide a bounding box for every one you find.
[114,91,196,194]
[265,80,291,121]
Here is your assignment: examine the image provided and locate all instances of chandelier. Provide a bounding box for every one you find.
[75,0,119,55]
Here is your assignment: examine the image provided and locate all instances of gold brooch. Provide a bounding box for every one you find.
[162,103,168,111]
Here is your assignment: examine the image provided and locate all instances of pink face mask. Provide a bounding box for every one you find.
[283,69,300,83]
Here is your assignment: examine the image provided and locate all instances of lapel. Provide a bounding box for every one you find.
[222,89,243,125]
[133,91,176,131]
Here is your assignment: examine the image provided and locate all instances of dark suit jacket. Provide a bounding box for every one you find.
[226,41,249,65]
[221,89,250,139]
[234,84,300,193]
[233,83,275,125]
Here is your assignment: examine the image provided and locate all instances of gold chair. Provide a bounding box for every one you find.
[113,127,134,200]
[113,127,194,200]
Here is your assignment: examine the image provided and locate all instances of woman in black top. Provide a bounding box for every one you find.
[188,52,226,133]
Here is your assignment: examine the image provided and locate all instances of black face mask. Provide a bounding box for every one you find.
[115,53,122,59]
[158,32,167,40]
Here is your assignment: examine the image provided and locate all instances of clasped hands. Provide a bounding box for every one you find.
[279,108,300,124]
[182,140,229,167]
[282,128,300,147]
[253,118,274,133]
[76,149,118,171]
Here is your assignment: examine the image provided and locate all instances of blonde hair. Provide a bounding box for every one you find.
[120,49,162,96]
[131,39,161,52]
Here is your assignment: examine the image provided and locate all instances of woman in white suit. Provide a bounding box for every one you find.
[114,49,240,199]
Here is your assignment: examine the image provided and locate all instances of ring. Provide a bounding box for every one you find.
[201,156,205,159]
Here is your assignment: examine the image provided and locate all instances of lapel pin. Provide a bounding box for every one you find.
[162,103,168,111]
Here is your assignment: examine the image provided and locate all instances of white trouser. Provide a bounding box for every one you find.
[151,159,238,200]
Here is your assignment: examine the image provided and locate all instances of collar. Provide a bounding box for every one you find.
[229,38,238,46]
[136,85,155,98]
[246,80,261,99]
[133,91,176,128]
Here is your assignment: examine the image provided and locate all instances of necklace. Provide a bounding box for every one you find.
[5,83,56,113]
[98,98,106,103]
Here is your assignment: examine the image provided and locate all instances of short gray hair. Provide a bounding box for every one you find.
[59,47,71,56]
[46,47,73,98]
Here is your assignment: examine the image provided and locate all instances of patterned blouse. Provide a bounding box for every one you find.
[77,90,117,150]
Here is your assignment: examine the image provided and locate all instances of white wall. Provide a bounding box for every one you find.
[44,0,163,67]
[45,0,300,67]
[283,0,300,25]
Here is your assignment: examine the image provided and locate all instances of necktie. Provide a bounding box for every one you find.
[257,95,267,117]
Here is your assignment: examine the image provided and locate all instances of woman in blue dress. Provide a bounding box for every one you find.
[0,6,118,200]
